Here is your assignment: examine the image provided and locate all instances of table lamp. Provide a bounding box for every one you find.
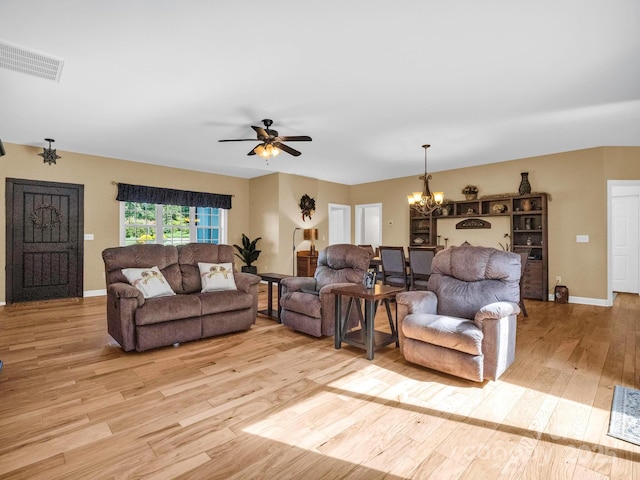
[304,228,318,255]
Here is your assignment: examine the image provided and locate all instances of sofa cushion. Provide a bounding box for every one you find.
[427,246,521,319]
[135,294,202,326]
[103,244,183,293]
[198,262,237,291]
[121,266,176,299]
[178,243,236,293]
[280,291,322,319]
[402,313,483,356]
[198,290,253,315]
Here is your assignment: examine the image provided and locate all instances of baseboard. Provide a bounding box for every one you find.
[546,293,613,307]
[0,290,106,306]
[84,289,107,297]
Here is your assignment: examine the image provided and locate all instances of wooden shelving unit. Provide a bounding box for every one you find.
[409,193,548,300]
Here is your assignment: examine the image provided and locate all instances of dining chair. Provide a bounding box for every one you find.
[408,246,435,290]
[378,246,409,289]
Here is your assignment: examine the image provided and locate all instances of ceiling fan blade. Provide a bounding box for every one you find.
[278,135,312,142]
[247,147,258,156]
[219,139,260,142]
[274,142,301,157]
[251,126,269,139]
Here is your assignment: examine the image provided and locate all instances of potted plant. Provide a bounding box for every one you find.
[462,185,478,200]
[233,234,262,274]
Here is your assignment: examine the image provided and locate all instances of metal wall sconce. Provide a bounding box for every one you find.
[0,138,6,157]
[38,138,61,165]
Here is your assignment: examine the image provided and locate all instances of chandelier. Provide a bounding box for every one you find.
[407,144,444,215]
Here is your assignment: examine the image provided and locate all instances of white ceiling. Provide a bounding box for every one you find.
[1,1,639,185]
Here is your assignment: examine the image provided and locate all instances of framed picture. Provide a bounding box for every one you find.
[364,268,377,289]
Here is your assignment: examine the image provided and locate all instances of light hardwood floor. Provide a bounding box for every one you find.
[0,288,638,479]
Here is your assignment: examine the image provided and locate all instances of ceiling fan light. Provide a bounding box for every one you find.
[255,143,280,159]
[267,144,280,157]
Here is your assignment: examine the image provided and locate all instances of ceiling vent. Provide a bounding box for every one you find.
[0,40,64,82]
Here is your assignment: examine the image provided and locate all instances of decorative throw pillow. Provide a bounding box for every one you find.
[121,266,176,299]
[198,262,237,292]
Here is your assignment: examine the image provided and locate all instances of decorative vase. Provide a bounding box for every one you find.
[522,199,533,211]
[465,193,477,200]
[519,172,531,195]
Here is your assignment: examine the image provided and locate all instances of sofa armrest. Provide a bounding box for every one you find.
[105,282,144,351]
[281,277,317,294]
[474,301,520,381]
[396,291,438,324]
[107,282,144,306]
[474,301,520,328]
[233,272,261,293]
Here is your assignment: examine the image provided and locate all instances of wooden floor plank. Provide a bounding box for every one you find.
[1,290,639,479]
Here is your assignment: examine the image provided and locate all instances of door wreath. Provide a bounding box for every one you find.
[30,204,62,230]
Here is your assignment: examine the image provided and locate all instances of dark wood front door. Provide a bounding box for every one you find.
[6,178,84,304]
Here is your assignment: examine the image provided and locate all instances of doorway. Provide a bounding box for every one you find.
[609,181,640,300]
[6,178,84,304]
[328,203,351,245]
[355,203,382,249]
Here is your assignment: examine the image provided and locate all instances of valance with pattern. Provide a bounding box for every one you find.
[115,183,232,209]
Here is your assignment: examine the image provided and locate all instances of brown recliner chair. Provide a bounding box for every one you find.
[396,246,521,382]
[280,244,371,337]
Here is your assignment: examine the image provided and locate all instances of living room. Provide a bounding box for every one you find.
[1,1,640,478]
[1,142,639,306]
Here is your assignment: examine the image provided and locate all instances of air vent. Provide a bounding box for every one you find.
[0,40,64,82]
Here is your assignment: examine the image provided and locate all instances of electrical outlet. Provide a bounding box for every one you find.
[556,276,561,284]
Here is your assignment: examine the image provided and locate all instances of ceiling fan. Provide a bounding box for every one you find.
[218,119,312,158]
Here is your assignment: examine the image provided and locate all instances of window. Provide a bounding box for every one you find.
[120,202,227,246]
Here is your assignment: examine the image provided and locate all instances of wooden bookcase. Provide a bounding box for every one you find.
[409,193,548,300]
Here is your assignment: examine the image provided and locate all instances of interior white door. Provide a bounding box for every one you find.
[612,194,639,293]
[328,203,351,245]
[355,203,382,248]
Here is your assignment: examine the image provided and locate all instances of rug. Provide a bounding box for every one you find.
[608,385,640,446]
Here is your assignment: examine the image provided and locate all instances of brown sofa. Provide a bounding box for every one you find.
[102,243,260,352]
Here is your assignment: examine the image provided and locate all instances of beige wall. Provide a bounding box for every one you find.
[0,143,251,303]
[351,146,640,301]
[1,142,639,304]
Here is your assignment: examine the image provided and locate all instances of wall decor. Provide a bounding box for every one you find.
[299,194,315,221]
[462,185,478,200]
[518,172,531,195]
[456,218,491,229]
[38,138,61,165]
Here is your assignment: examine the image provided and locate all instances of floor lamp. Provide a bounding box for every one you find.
[292,227,302,275]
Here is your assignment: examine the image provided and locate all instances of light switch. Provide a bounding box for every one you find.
[576,235,589,243]
[84,233,94,241]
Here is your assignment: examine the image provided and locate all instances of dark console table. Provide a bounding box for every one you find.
[257,273,291,322]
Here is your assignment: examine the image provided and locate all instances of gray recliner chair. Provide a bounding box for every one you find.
[396,246,521,382]
[280,244,371,337]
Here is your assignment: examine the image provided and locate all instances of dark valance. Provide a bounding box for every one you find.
[116,183,232,209]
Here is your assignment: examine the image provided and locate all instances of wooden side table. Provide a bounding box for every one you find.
[333,284,403,360]
[296,250,318,277]
[257,273,291,322]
